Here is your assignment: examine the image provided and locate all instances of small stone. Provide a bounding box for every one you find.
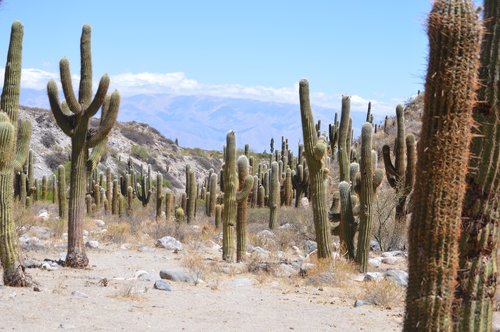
[85,240,99,249]
[59,323,76,329]
[120,243,132,250]
[381,257,399,265]
[33,286,41,292]
[138,245,154,253]
[364,272,384,282]
[135,270,153,281]
[304,240,317,255]
[384,269,408,287]
[370,240,381,252]
[156,236,183,251]
[279,223,293,230]
[300,197,309,208]
[230,278,255,287]
[41,262,58,271]
[154,280,172,291]
[250,246,270,258]
[95,219,106,228]
[82,230,89,237]
[71,290,89,298]
[256,230,275,239]
[159,268,195,283]
[381,251,406,257]
[354,299,372,307]
[368,258,381,267]
[38,210,49,221]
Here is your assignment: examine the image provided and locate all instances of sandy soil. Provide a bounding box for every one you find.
[0,244,404,332]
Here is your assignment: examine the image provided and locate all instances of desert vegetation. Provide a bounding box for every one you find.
[0,0,498,331]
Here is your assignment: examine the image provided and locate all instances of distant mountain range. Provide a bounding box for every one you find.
[19,88,374,153]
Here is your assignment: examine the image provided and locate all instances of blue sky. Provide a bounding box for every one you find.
[0,0,440,114]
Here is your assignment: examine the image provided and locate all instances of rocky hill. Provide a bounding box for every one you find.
[19,106,223,192]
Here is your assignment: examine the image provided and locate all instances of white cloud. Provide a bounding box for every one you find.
[1,67,400,116]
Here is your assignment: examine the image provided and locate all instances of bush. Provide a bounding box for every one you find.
[130,145,148,160]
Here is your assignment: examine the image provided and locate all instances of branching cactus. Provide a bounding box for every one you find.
[136,165,152,207]
[292,160,309,208]
[454,0,500,330]
[236,155,254,262]
[222,131,253,262]
[299,79,332,259]
[404,0,482,330]
[47,25,120,268]
[268,161,280,229]
[0,22,32,286]
[382,105,416,248]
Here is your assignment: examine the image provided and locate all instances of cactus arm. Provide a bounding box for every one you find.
[0,115,15,169]
[12,119,31,172]
[78,25,92,106]
[382,145,398,188]
[59,58,81,114]
[47,80,75,136]
[236,175,254,202]
[87,90,120,148]
[87,138,107,172]
[84,75,110,119]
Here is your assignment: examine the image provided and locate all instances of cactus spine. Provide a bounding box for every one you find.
[454,1,500,330]
[0,22,32,286]
[298,79,331,259]
[404,1,482,330]
[47,25,120,268]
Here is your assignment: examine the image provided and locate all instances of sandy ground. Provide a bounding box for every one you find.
[0,244,404,332]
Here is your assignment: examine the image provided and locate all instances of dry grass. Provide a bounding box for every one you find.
[113,281,148,301]
[362,279,405,308]
[180,251,206,285]
[104,222,132,243]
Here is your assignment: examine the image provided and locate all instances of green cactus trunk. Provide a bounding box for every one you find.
[222,132,238,261]
[58,165,67,219]
[454,0,500,330]
[165,192,172,221]
[66,144,89,267]
[0,22,32,286]
[269,161,279,229]
[299,79,331,259]
[186,170,196,223]
[236,156,253,262]
[403,0,482,330]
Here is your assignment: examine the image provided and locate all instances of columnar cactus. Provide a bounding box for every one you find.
[136,165,152,207]
[354,123,383,272]
[299,79,331,259]
[186,169,196,223]
[112,179,119,215]
[47,25,120,268]
[156,173,163,221]
[41,176,48,201]
[58,165,67,219]
[292,160,309,208]
[106,167,112,205]
[338,96,351,183]
[222,131,253,262]
[404,0,482,330]
[268,161,280,229]
[0,22,32,286]
[165,192,173,221]
[215,204,222,229]
[236,155,254,262]
[127,186,133,215]
[206,172,217,217]
[454,0,500,330]
[382,105,416,248]
[52,174,57,204]
[328,113,339,161]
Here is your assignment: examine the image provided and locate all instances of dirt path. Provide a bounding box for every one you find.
[0,245,403,331]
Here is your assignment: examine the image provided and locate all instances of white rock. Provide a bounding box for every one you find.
[300,197,309,208]
[38,210,49,221]
[368,258,382,267]
[364,272,384,282]
[95,219,106,228]
[156,236,183,251]
[85,240,99,249]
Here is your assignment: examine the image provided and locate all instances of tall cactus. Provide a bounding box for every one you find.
[404,0,482,330]
[382,105,416,249]
[355,123,383,272]
[57,165,67,220]
[454,0,500,330]
[186,168,196,223]
[298,79,331,259]
[0,21,32,286]
[207,172,217,216]
[222,131,253,262]
[268,161,280,229]
[156,173,163,221]
[236,155,254,262]
[47,25,120,268]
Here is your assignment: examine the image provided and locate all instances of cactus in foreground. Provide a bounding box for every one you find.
[0,22,32,286]
[222,131,254,261]
[454,0,500,330]
[47,25,120,268]
[298,79,331,259]
[404,0,482,330]
[236,155,254,262]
